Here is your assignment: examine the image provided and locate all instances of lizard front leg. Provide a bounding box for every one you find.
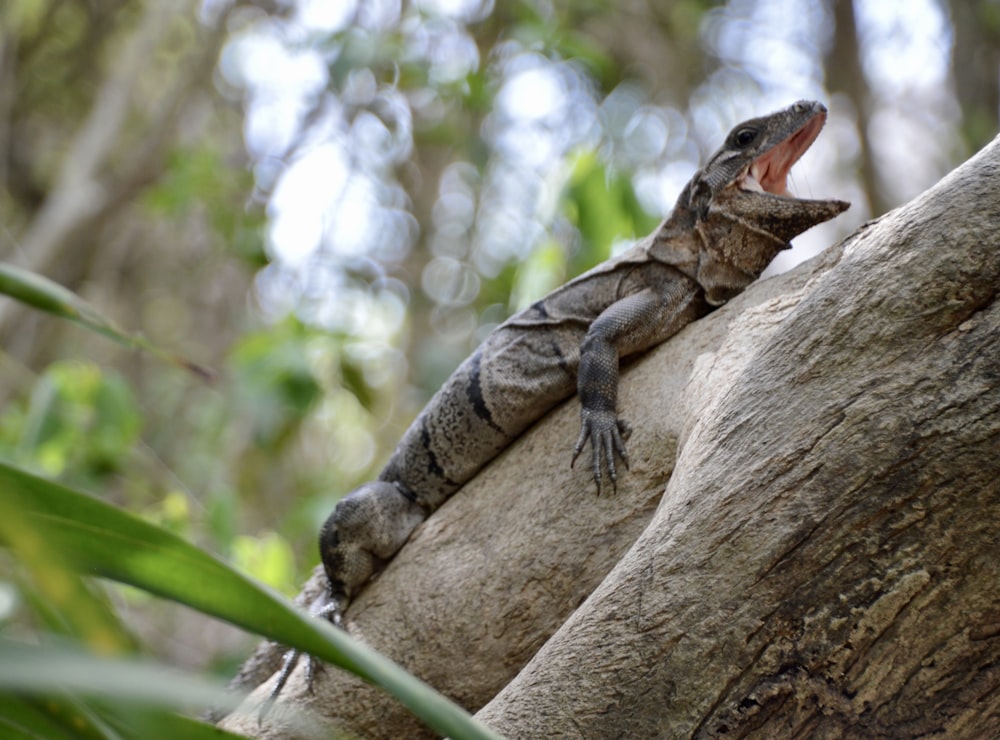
[573,329,630,491]
[573,282,701,490]
[572,293,652,490]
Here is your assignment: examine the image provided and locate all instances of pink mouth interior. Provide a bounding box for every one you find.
[742,112,825,197]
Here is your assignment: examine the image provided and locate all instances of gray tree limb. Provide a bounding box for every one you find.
[9,0,173,269]
[223,133,1000,738]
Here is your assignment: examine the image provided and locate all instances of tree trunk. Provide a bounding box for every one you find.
[222,134,1000,738]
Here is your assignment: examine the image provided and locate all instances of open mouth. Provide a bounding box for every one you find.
[739,110,826,197]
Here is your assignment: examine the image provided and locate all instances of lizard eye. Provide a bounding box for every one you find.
[733,128,757,147]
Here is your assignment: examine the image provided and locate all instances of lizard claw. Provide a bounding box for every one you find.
[259,648,299,724]
[572,410,630,493]
[570,426,589,469]
[257,592,346,724]
[313,597,345,627]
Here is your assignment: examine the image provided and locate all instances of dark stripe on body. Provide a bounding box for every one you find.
[550,338,571,375]
[467,350,505,434]
[529,300,549,318]
[419,419,446,477]
[418,418,461,488]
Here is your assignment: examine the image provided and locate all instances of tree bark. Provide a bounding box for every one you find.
[223,134,1000,738]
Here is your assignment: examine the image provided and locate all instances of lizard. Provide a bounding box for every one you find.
[261,99,849,707]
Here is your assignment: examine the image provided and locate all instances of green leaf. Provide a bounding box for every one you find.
[0,638,236,714]
[101,708,248,740]
[0,263,213,382]
[0,487,135,654]
[0,683,249,740]
[0,693,83,740]
[0,462,503,740]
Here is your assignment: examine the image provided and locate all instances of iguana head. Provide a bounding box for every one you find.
[699,100,829,192]
[673,100,850,304]
[689,99,850,238]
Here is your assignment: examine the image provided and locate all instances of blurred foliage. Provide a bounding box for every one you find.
[230,321,325,447]
[143,146,269,268]
[565,150,660,265]
[0,0,995,731]
[0,360,140,482]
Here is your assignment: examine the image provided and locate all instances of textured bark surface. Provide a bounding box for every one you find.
[477,135,1000,737]
[222,136,1000,738]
